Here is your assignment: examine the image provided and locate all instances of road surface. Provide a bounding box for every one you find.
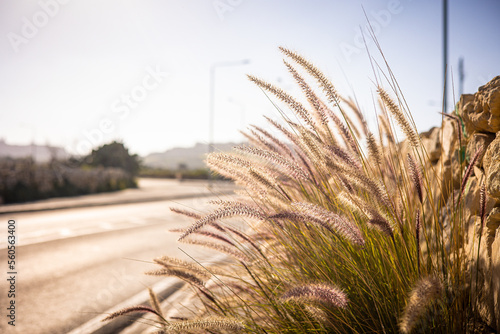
[0,179,234,334]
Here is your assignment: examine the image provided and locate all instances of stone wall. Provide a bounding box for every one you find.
[421,76,500,330]
[460,76,500,330]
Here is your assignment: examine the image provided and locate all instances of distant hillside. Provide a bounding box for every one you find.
[0,139,69,162]
[143,142,241,170]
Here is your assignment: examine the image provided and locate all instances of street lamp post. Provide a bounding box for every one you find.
[208,59,250,184]
[443,0,448,112]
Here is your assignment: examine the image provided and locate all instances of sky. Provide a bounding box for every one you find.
[1,0,499,157]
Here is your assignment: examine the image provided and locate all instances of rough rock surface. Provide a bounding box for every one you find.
[437,118,461,203]
[483,132,500,201]
[485,208,500,329]
[420,126,441,163]
[420,76,500,331]
[467,132,495,168]
[457,77,500,331]
[460,76,500,134]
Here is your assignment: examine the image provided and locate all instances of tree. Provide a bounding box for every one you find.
[86,141,140,175]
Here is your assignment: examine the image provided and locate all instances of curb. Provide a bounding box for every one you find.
[67,278,185,334]
[69,254,229,334]
[119,282,192,334]
[0,190,234,215]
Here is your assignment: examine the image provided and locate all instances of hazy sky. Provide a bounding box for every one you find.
[1,0,499,156]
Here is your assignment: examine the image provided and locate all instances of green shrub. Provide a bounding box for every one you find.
[85,141,140,176]
[0,158,136,204]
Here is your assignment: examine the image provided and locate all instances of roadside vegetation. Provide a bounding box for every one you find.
[139,167,228,180]
[139,167,208,180]
[104,48,493,333]
[0,141,138,204]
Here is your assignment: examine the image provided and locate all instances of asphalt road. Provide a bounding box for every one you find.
[0,179,234,334]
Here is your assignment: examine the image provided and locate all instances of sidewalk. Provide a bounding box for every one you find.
[0,178,235,215]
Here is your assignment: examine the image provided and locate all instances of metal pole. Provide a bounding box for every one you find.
[443,0,448,112]
[208,65,216,185]
[209,65,215,157]
[458,57,465,97]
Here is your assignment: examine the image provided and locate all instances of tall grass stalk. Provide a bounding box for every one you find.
[105,48,488,333]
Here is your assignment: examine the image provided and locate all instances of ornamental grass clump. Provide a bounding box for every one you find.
[104,48,489,333]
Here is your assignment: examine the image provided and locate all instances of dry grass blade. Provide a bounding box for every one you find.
[225,226,262,253]
[342,96,369,136]
[195,230,235,246]
[181,239,250,263]
[378,113,395,144]
[243,128,277,152]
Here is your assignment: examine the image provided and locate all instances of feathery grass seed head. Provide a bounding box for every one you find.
[102,305,161,322]
[165,316,244,332]
[400,276,442,333]
[378,87,419,148]
[145,268,206,288]
[170,207,201,220]
[292,202,365,246]
[480,182,486,228]
[279,47,339,107]
[282,283,348,308]
[407,154,423,204]
[178,203,266,241]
